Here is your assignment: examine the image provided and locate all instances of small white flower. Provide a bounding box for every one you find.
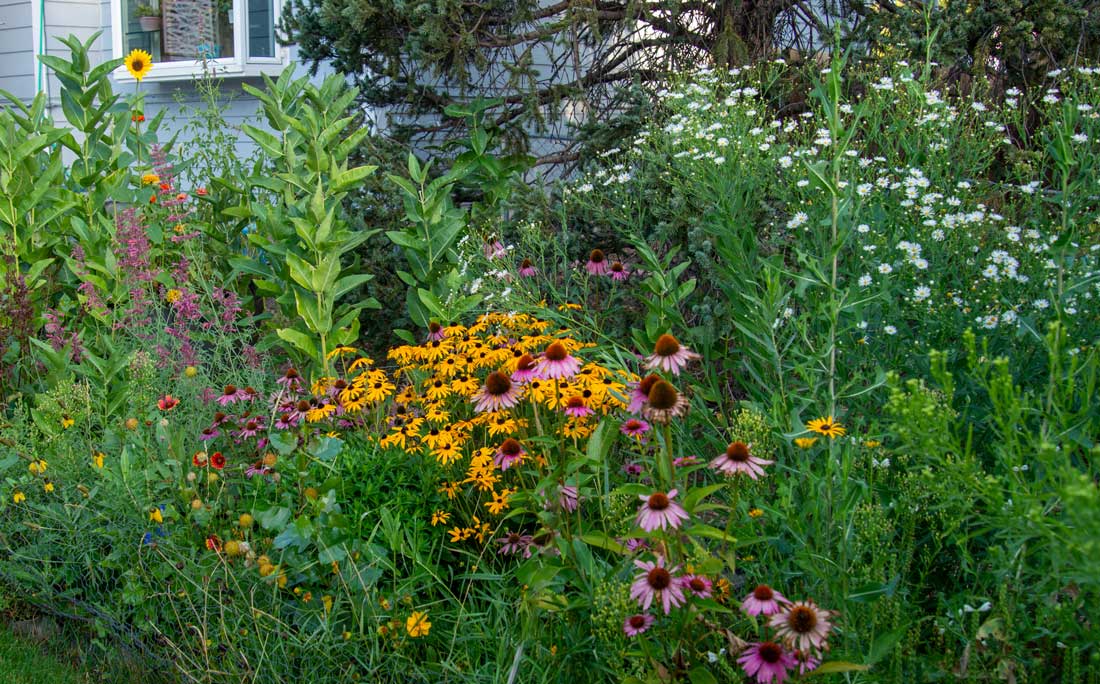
[859,274,873,287]
[884,325,897,335]
[878,263,893,275]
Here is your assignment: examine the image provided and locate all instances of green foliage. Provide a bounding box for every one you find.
[228,68,380,372]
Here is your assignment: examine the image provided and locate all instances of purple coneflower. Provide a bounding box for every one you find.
[621,462,644,477]
[511,353,539,383]
[642,380,690,424]
[276,367,302,390]
[234,417,264,440]
[199,426,220,441]
[494,438,525,471]
[621,418,651,438]
[215,384,245,406]
[558,484,579,512]
[769,600,834,652]
[563,395,594,418]
[710,441,773,479]
[609,261,631,281]
[518,258,537,277]
[274,412,297,430]
[635,490,689,532]
[738,642,796,683]
[484,240,507,260]
[672,455,698,466]
[645,333,700,375]
[793,650,821,675]
[472,371,522,413]
[680,574,713,598]
[245,464,272,479]
[537,342,580,380]
[628,374,662,414]
[623,537,649,553]
[497,531,533,556]
[622,614,655,637]
[630,556,685,614]
[426,321,446,342]
[741,584,790,616]
[211,411,230,426]
[585,249,610,275]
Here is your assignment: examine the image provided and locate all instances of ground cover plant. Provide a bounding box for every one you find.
[0,32,1098,684]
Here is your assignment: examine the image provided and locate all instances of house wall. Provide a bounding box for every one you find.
[3,0,329,168]
[0,0,37,102]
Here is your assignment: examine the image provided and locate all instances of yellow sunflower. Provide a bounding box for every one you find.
[806,416,846,439]
[124,49,154,81]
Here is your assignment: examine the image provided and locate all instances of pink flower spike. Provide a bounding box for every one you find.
[738,642,797,683]
[635,490,690,532]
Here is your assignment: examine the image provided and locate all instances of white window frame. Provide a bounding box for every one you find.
[110,0,289,82]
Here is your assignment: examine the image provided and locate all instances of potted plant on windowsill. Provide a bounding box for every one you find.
[136,3,161,31]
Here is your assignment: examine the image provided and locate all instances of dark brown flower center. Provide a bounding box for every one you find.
[223,385,237,395]
[245,421,258,430]
[285,368,299,379]
[646,380,679,410]
[753,584,774,601]
[566,396,585,409]
[611,262,624,272]
[544,342,568,362]
[484,372,512,396]
[689,578,706,592]
[507,532,521,543]
[624,419,643,431]
[759,642,783,663]
[132,58,145,70]
[788,605,818,633]
[516,354,537,371]
[521,258,533,268]
[429,321,441,333]
[647,492,670,510]
[647,567,671,590]
[629,615,647,629]
[725,441,751,462]
[500,438,522,456]
[296,400,310,411]
[334,379,347,390]
[637,374,661,396]
[653,334,681,357]
[589,249,605,263]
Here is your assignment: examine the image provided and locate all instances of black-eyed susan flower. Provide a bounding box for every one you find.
[124,49,153,80]
[430,510,450,526]
[806,416,846,439]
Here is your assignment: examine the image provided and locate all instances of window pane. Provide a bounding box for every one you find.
[248,0,274,58]
[123,0,236,62]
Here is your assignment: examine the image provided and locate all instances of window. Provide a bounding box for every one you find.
[111,0,288,81]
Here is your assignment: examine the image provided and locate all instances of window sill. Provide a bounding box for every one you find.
[112,58,289,84]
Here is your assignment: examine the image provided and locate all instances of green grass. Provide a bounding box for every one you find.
[0,625,86,684]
